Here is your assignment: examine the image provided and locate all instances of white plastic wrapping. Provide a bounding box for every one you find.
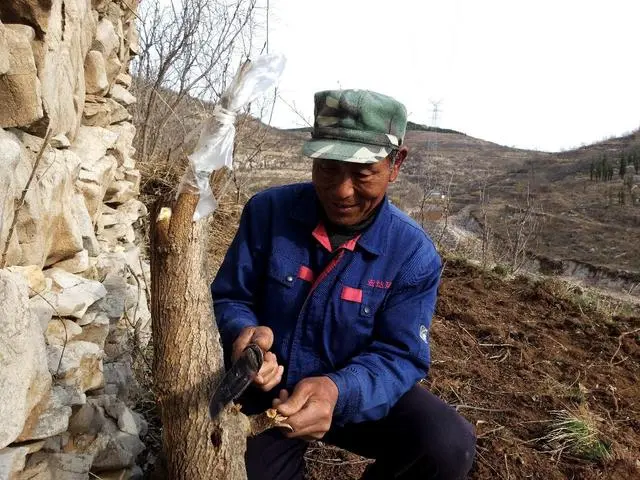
[178,53,286,220]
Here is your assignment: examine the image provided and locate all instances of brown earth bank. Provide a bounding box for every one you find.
[305,259,640,480]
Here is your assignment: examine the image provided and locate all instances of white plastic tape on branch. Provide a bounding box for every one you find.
[178,53,286,221]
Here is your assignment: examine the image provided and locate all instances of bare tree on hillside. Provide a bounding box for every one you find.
[504,184,542,274]
[132,0,267,172]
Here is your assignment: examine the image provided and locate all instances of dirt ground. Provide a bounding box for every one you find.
[305,260,640,480]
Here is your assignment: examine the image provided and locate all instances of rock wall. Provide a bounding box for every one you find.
[0,1,149,479]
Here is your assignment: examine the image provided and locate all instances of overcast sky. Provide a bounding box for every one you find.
[263,0,640,152]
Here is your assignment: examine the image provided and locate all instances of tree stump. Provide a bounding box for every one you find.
[150,192,250,479]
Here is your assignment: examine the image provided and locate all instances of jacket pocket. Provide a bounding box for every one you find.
[329,283,387,363]
[262,254,310,321]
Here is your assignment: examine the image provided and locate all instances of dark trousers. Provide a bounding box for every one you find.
[246,385,476,480]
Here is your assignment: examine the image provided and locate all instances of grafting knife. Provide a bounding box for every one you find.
[208,343,263,420]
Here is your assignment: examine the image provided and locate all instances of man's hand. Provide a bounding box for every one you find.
[273,377,339,440]
[233,326,284,392]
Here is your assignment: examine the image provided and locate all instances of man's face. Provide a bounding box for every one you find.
[312,148,406,226]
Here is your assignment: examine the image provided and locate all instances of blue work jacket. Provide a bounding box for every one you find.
[211,182,442,425]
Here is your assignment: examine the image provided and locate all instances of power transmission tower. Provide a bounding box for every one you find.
[425,99,442,175]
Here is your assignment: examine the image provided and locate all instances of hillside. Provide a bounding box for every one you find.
[233,121,640,283]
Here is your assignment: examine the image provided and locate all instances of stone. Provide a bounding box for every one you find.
[104,180,139,205]
[0,2,52,37]
[7,265,47,297]
[91,273,129,321]
[77,309,100,327]
[122,244,145,277]
[83,95,131,127]
[38,268,108,318]
[105,54,123,87]
[28,0,96,141]
[116,73,132,88]
[10,130,85,267]
[101,199,147,228]
[41,433,70,453]
[76,313,110,349]
[71,193,101,256]
[92,249,128,280]
[0,442,44,479]
[28,285,55,333]
[108,84,136,106]
[0,21,10,75]
[128,21,140,56]
[68,401,108,435]
[85,50,109,95]
[0,129,23,265]
[20,452,93,480]
[47,340,104,393]
[0,271,51,449]
[94,19,119,58]
[0,24,44,128]
[77,156,118,222]
[65,396,145,471]
[17,385,83,442]
[50,133,71,148]
[92,430,145,472]
[71,125,119,167]
[97,222,136,246]
[54,250,90,274]
[45,318,83,346]
[72,126,118,219]
[116,408,140,436]
[106,122,136,167]
[103,358,136,401]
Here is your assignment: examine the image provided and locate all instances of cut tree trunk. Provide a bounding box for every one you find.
[150,191,292,479]
[150,192,250,479]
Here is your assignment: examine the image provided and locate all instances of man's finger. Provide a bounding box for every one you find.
[276,383,309,417]
[255,357,279,387]
[251,327,274,351]
[283,401,330,439]
[260,365,284,392]
[272,387,289,408]
[232,327,256,360]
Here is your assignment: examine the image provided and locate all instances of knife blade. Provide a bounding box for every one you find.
[209,343,263,420]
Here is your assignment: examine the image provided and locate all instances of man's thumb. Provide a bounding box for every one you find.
[276,387,307,417]
[251,327,274,351]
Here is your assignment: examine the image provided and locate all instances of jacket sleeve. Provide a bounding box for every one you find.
[326,244,442,425]
[211,196,266,358]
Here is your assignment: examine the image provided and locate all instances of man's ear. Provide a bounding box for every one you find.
[389,146,408,183]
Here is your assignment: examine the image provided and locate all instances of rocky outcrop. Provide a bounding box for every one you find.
[0,1,148,478]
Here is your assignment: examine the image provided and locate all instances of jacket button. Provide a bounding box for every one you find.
[363,306,371,314]
[286,275,294,283]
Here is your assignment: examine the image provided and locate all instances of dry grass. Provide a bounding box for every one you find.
[535,406,612,462]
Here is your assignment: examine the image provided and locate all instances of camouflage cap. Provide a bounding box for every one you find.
[302,89,407,164]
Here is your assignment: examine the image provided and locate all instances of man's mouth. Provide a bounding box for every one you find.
[333,203,357,212]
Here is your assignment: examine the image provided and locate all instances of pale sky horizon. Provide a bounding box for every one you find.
[263,0,640,152]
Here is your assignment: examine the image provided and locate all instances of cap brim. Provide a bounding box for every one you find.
[303,139,392,164]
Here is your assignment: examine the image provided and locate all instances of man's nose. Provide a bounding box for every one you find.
[333,174,355,200]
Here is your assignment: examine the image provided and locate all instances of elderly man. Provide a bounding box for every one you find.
[211,89,476,479]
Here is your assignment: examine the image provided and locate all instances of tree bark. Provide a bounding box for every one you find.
[150,191,250,479]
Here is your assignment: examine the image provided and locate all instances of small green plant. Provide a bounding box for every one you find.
[492,263,512,277]
[538,407,611,462]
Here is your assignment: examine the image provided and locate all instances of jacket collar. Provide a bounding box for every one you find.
[290,183,390,256]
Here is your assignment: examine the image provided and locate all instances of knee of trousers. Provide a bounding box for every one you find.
[414,416,477,478]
